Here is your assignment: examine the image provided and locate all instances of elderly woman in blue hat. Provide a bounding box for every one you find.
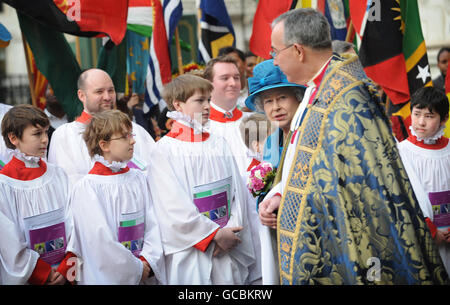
[245,59,305,168]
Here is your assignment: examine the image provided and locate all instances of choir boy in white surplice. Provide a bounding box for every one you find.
[48,69,155,187]
[68,110,165,285]
[203,56,253,174]
[0,105,74,285]
[148,74,255,284]
[397,87,450,274]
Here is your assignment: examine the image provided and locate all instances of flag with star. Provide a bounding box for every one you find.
[350,0,431,140]
[127,30,150,94]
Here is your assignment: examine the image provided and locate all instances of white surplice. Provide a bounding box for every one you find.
[48,119,155,186]
[147,119,255,285]
[0,155,71,284]
[67,165,166,285]
[398,136,450,274]
[208,102,253,175]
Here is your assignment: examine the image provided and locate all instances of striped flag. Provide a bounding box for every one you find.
[127,0,154,37]
[349,0,431,141]
[198,0,235,63]
[144,0,182,111]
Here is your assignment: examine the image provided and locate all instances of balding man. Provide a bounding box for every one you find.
[48,69,155,186]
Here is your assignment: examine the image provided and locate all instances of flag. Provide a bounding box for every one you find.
[349,0,431,140]
[321,0,349,41]
[128,0,154,37]
[127,30,150,94]
[19,11,128,121]
[198,0,235,63]
[163,0,183,45]
[4,0,129,45]
[249,0,296,60]
[18,12,83,121]
[144,0,173,111]
[25,43,49,110]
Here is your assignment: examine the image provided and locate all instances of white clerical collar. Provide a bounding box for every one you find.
[306,56,332,88]
[409,125,446,145]
[10,149,42,168]
[166,111,210,135]
[210,101,236,114]
[93,154,129,173]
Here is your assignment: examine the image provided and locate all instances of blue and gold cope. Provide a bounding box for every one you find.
[277,54,449,285]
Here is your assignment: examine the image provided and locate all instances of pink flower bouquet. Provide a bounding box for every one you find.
[247,162,276,197]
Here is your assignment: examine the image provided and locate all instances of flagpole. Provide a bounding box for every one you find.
[75,36,82,66]
[174,27,184,75]
[21,33,37,107]
[345,20,355,43]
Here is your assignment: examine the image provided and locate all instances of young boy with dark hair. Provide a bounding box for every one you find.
[398,86,450,273]
[0,104,74,285]
[68,109,166,284]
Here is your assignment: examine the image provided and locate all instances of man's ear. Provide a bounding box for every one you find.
[77,89,86,105]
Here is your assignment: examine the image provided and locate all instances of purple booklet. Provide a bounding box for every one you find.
[118,211,145,257]
[193,177,232,228]
[429,190,450,229]
[23,208,67,266]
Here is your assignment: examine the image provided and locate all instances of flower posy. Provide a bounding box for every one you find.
[247,162,275,197]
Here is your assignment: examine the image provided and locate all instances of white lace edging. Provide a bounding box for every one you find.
[93,154,129,173]
[409,125,445,144]
[166,111,210,134]
[9,149,42,168]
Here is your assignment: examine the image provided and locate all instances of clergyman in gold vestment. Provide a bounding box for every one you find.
[258,8,449,284]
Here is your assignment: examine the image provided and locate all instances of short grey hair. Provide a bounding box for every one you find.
[253,87,304,113]
[272,8,332,50]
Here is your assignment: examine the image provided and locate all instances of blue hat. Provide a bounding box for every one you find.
[245,59,306,112]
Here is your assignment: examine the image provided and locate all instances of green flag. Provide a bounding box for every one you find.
[18,12,82,121]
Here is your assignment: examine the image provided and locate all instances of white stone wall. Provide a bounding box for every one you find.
[418,0,450,79]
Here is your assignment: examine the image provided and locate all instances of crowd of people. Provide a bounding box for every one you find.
[0,8,449,285]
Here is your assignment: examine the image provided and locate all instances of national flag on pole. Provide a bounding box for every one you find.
[18,12,83,121]
[25,44,49,110]
[163,0,183,46]
[128,0,154,37]
[349,0,431,141]
[320,0,349,41]
[249,0,296,60]
[198,0,235,63]
[144,0,175,111]
[3,0,129,45]
[127,30,150,94]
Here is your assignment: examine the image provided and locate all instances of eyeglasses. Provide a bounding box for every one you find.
[270,44,294,59]
[110,133,136,141]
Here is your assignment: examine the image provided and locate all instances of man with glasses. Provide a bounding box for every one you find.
[258,8,448,284]
[48,69,155,186]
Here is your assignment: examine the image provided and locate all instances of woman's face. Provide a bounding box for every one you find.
[260,87,300,133]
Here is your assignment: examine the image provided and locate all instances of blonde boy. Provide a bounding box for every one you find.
[67,109,166,284]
